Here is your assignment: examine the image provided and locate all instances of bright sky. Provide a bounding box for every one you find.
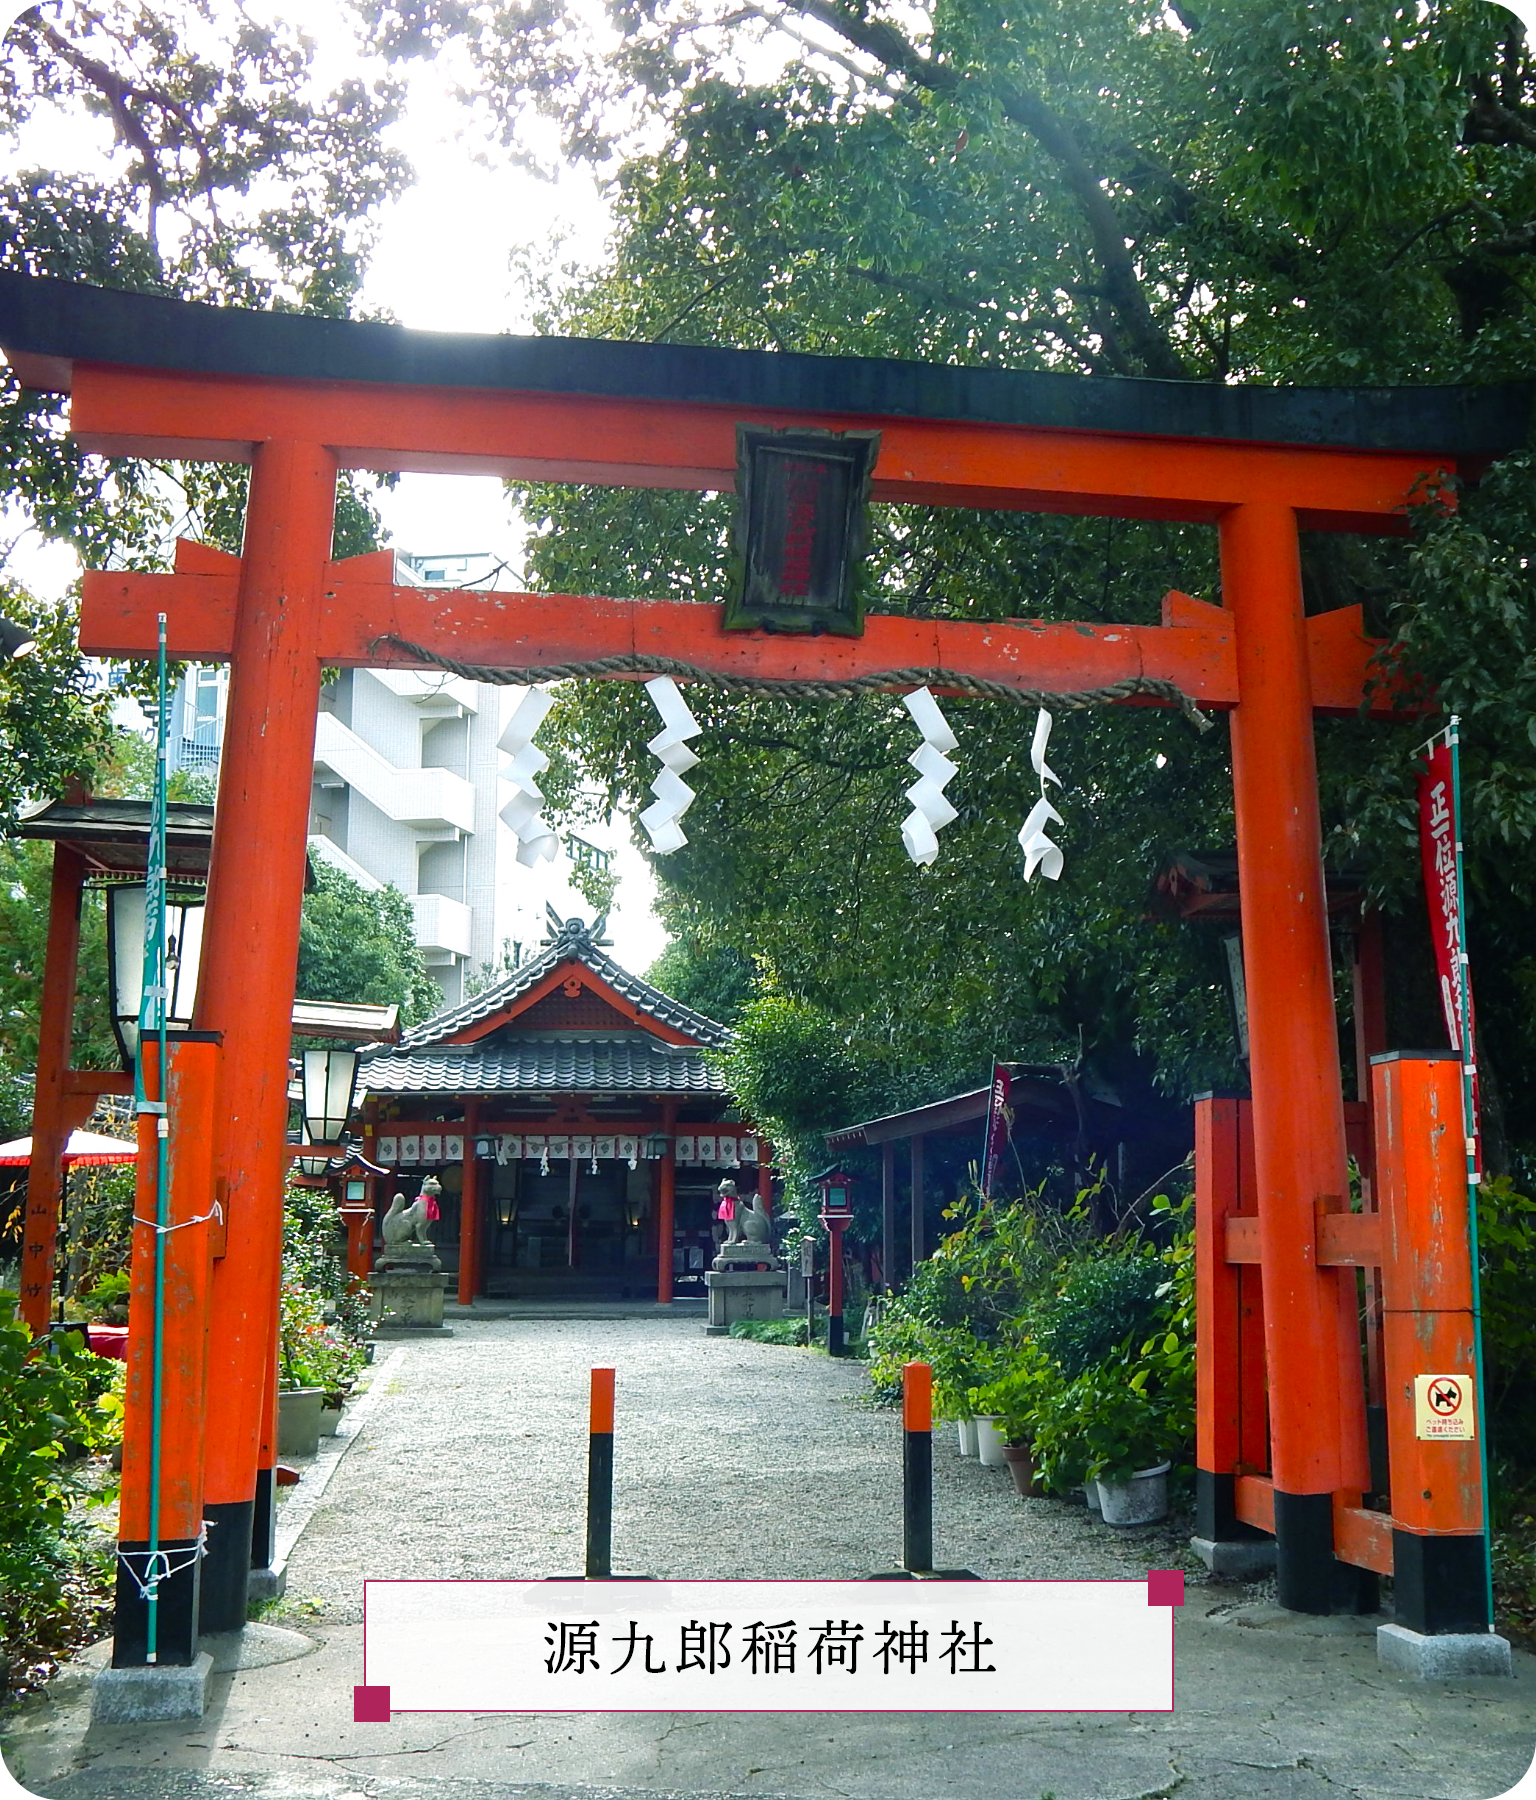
[0,4,681,970]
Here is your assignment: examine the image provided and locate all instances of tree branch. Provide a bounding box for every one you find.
[788,0,1192,379]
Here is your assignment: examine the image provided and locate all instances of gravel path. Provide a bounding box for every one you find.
[282,1310,1201,1621]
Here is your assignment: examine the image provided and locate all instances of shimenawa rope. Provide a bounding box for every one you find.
[368,636,1214,732]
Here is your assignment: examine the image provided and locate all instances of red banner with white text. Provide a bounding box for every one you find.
[980,1063,1012,1198]
[1417,741,1474,1056]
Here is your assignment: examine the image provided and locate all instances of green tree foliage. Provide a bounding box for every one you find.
[0,1,403,762]
[363,0,1536,1173]
[644,937,753,1026]
[0,585,115,829]
[295,862,442,1026]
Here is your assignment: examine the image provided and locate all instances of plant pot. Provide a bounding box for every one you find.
[1001,1441,1036,1498]
[277,1386,323,1458]
[975,1415,1008,1468]
[1095,1461,1172,1527]
[318,1406,343,1437]
[956,1418,978,1457]
[1082,1482,1103,1517]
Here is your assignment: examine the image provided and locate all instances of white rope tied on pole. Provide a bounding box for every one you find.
[1018,708,1065,881]
[638,675,703,854]
[131,1200,223,1235]
[497,687,560,867]
[899,687,959,866]
[116,1522,208,1603]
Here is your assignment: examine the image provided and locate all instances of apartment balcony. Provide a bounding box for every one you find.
[412,892,473,961]
[314,712,475,835]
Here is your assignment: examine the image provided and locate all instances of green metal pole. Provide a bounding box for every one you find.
[135,615,171,1661]
[1445,716,1496,1629]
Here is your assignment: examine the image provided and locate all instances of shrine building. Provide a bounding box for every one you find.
[354,914,770,1303]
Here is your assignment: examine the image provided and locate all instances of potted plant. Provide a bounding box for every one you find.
[1075,1367,1174,1526]
[927,1325,998,1459]
[278,1282,331,1457]
[970,1345,1050,1496]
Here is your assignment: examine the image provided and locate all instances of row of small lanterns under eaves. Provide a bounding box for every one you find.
[374,1131,767,1170]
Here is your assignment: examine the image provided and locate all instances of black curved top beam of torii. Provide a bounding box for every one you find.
[0,271,1529,461]
[0,271,1502,723]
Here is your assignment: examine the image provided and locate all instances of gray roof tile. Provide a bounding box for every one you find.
[399,917,729,1050]
[359,1036,728,1097]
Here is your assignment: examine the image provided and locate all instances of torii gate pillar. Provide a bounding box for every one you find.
[191,440,336,1631]
[1221,502,1370,1611]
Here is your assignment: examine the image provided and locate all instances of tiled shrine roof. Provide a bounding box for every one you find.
[397,915,730,1052]
[359,1036,727,1097]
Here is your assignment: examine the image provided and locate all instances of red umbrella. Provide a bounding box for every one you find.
[0,1130,138,1167]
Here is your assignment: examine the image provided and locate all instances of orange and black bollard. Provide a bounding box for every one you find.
[586,1368,615,1580]
[903,1360,934,1573]
[546,1366,651,1582]
[867,1361,977,1581]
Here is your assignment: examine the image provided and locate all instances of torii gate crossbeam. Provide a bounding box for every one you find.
[0,274,1511,1666]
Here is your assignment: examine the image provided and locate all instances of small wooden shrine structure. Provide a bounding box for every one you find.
[356,914,771,1302]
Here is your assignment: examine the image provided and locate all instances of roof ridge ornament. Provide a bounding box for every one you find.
[540,903,613,947]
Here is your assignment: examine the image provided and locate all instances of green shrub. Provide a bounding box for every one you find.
[1031,1249,1164,1379]
[76,1269,131,1322]
[867,1188,1087,1408]
[59,1162,136,1309]
[979,1195,1195,1490]
[0,1292,117,1694]
[730,1317,811,1346]
[1479,1176,1536,1472]
[278,1280,366,1400]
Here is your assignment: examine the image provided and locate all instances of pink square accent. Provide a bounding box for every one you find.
[353,1684,391,1721]
[1146,1569,1185,1606]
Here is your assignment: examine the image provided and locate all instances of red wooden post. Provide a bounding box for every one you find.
[458,1107,480,1306]
[655,1103,677,1304]
[1193,1095,1271,1569]
[1353,909,1389,1424]
[21,844,86,1336]
[1372,1052,1492,1637]
[193,439,337,1633]
[1222,500,1369,1611]
[1235,1111,1269,1477]
[909,1133,925,1268]
[756,1137,773,1213]
[113,1037,219,1666]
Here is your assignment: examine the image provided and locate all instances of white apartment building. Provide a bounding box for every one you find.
[163,550,631,1009]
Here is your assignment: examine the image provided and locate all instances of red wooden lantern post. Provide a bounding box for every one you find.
[817,1169,854,1357]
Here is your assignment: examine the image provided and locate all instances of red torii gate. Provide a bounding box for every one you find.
[0,274,1509,1671]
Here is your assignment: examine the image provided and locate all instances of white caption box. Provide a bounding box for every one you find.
[363,1579,1173,1713]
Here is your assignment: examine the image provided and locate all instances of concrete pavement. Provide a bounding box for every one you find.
[3,1306,1534,1800]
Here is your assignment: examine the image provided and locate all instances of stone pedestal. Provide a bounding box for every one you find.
[370,1265,448,1330]
[1377,1622,1512,1679]
[1191,1535,1277,1580]
[704,1267,784,1336]
[92,1653,212,1723]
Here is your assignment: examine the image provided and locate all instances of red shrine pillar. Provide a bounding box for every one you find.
[20,844,87,1336]
[194,440,336,1633]
[1221,500,1372,1613]
[458,1105,481,1305]
[655,1101,677,1304]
